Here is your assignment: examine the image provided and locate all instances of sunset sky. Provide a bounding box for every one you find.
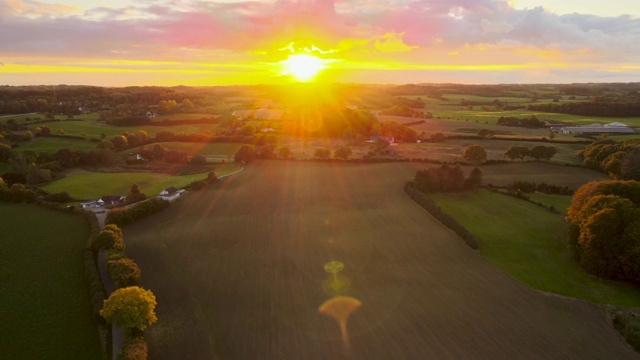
[1,0,639,86]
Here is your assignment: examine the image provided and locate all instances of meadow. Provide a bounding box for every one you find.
[403,93,640,127]
[428,190,640,307]
[40,119,223,139]
[42,163,241,199]
[12,136,96,153]
[0,204,101,359]
[129,141,242,158]
[124,161,635,359]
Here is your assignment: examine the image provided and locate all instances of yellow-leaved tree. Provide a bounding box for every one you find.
[100,286,157,332]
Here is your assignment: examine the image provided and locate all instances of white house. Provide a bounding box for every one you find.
[157,187,185,202]
[80,195,125,208]
[559,122,635,135]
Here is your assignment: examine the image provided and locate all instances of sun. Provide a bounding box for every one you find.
[281,54,326,82]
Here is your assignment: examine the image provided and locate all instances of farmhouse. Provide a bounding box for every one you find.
[368,135,395,144]
[80,195,125,208]
[157,186,185,202]
[559,122,635,134]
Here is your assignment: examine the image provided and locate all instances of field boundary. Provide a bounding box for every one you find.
[404,182,479,249]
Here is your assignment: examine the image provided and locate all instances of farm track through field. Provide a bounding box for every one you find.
[125,161,635,360]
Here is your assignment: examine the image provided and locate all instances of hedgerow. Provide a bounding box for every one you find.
[404,182,478,250]
[106,198,170,227]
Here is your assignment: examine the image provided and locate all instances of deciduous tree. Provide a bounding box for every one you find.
[334,146,352,160]
[464,167,483,190]
[314,148,331,159]
[278,146,291,159]
[568,180,640,283]
[504,146,529,161]
[107,258,142,288]
[100,286,157,332]
[234,144,255,164]
[463,144,487,165]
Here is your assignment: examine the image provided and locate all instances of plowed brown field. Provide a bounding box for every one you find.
[125,161,635,359]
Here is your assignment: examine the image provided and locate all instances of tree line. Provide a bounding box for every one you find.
[496,116,546,128]
[412,165,483,193]
[567,180,640,285]
[578,139,640,181]
[93,225,156,360]
[528,99,640,117]
[504,145,557,161]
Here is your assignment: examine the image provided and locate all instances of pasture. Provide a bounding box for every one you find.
[42,163,240,199]
[130,142,242,158]
[402,93,640,127]
[124,161,635,359]
[523,192,573,214]
[428,190,640,307]
[39,118,224,140]
[12,136,96,153]
[0,204,101,359]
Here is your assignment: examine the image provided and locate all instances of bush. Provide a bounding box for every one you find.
[508,180,573,195]
[188,171,218,191]
[106,198,170,227]
[93,227,124,251]
[43,191,75,203]
[190,155,207,164]
[107,258,142,289]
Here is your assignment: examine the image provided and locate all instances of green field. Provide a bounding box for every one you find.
[124,161,635,359]
[11,136,96,153]
[42,163,241,199]
[40,118,223,140]
[0,204,101,359]
[429,190,640,307]
[129,142,242,157]
[398,94,640,127]
[525,192,573,215]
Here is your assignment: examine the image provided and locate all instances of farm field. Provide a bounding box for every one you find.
[42,163,241,199]
[124,161,635,359]
[0,204,101,359]
[129,141,242,157]
[428,190,640,307]
[473,162,611,189]
[523,192,573,215]
[394,139,586,164]
[34,118,223,139]
[402,93,640,127]
[11,136,96,153]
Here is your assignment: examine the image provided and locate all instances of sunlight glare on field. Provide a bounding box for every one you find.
[280,54,327,82]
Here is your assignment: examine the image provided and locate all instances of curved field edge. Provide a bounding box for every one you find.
[124,161,636,359]
[0,204,102,359]
[428,189,640,308]
[41,163,241,199]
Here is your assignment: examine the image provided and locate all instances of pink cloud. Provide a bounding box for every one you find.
[0,0,639,67]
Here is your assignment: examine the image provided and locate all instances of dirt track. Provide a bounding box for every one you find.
[125,161,636,359]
